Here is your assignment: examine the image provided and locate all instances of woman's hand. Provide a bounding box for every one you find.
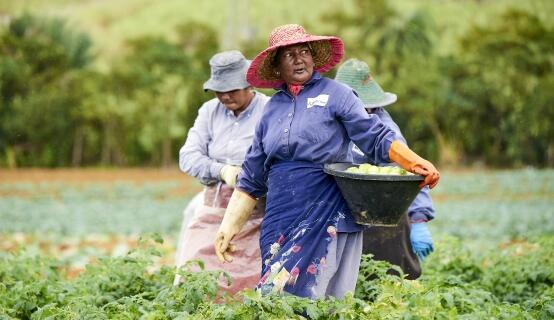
[388,140,440,189]
[220,165,241,187]
[214,189,257,263]
[410,222,434,261]
[410,158,440,189]
[214,232,237,263]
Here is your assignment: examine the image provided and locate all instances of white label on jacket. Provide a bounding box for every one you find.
[307,94,329,108]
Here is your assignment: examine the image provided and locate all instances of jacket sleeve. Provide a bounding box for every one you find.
[179,104,224,185]
[407,186,435,221]
[236,120,269,198]
[335,90,395,164]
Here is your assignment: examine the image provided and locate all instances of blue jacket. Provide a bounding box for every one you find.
[237,72,397,231]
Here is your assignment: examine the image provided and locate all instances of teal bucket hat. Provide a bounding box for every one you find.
[335,58,397,108]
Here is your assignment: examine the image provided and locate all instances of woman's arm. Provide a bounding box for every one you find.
[337,90,439,188]
[179,103,225,185]
[215,118,269,264]
[336,91,395,164]
[236,120,269,198]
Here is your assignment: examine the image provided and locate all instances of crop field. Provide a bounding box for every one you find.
[0,169,553,318]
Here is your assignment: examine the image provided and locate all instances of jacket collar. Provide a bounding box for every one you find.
[277,71,322,97]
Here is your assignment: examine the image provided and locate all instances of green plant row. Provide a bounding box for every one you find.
[0,235,551,319]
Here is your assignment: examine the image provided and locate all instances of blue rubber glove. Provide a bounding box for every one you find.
[410,222,434,261]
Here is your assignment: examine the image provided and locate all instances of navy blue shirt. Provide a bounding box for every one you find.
[237,72,396,232]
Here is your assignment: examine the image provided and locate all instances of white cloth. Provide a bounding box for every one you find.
[174,192,204,266]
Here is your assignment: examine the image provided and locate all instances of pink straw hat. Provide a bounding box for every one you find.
[246,24,344,88]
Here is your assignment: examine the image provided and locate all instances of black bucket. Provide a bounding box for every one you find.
[324,163,423,226]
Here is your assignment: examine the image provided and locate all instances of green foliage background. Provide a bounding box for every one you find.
[0,0,553,168]
[0,169,553,318]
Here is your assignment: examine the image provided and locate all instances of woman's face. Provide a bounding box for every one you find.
[275,43,315,85]
[215,88,253,115]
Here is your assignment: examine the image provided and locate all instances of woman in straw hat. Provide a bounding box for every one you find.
[335,58,436,279]
[176,50,269,295]
[214,24,440,298]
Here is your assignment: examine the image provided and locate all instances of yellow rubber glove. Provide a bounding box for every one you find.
[219,165,241,187]
[389,140,440,189]
[214,189,257,263]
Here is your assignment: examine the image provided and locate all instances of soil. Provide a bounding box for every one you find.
[0,168,203,196]
[0,168,186,182]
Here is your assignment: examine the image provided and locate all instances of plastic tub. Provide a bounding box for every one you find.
[324,163,423,226]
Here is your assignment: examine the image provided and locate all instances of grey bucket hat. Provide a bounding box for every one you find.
[335,58,397,108]
[203,50,251,92]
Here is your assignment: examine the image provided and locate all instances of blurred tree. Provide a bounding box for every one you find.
[322,1,554,168]
[2,6,552,168]
[103,36,191,166]
[323,0,450,164]
[175,21,219,153]
[322,0,397,61]
[451,9,554,167]
[0,15,221,167]
[97,21,219,167]
[0,14,92,167]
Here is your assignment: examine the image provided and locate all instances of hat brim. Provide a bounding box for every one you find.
[363,92,397,109]
[203,59,251,92]
[203,79,250,92]
[247,35,344,88]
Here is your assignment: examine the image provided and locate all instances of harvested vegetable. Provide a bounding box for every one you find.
[345,163,413,175]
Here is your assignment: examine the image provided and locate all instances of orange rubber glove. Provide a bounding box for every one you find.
[389,140,440,189]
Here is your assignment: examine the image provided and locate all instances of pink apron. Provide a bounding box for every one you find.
[175,183,264,296]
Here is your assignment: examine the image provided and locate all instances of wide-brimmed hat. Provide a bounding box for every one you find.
[203,50,251,92]
[247,24,344,88]
[335,58,397,108]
